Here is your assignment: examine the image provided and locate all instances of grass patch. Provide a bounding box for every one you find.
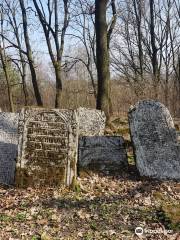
[128,154,135,165]
[111,118,128,126]
[116,127,130,135]
[0,214,12,222]
[162,204,180,231]
[153,191,180,231]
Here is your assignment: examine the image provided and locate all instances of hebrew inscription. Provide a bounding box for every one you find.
[16,108,78,187]
[25,112,69,166]
[129,100,180,180]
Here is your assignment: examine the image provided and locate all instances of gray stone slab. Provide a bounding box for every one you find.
[128,100,180,180]
[78,136,128,172]
[0,112,19,185]
[76,107,106,136]
[177,131,180,143]
[16,107,78,187]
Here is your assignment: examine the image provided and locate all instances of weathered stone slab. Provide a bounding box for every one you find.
[0,112,19,185]
[16,107,78,187]
[128,100,180,180]
[78,136,128,172]
[76,107,106,136]
[177,132,180,143]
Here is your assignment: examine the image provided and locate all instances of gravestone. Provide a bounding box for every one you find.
[78,136,128,172]
[76,107,106,136]
[0,112,19,185]
[177,132,180,143]
[16,107,78,187]
[128,100,180,180]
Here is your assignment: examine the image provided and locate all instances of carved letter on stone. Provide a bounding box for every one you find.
[16,107,78,187]
[128,100,180,180]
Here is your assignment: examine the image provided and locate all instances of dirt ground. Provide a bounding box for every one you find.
[0,168,179,240]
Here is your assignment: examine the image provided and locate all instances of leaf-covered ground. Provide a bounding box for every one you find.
[0,168,179,240]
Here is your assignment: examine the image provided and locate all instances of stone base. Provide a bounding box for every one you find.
[78,136,128,173]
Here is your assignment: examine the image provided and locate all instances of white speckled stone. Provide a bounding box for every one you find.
[76,107,106,136]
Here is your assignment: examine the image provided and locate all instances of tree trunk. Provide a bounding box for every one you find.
[19,0,43,106]
[149,0,159,99]
[0,50,14,112]
[55,63,63,108]
[22,63,28,105]
[178,54,180,116]
[87,67,97,99]
[95,0,110,119]
[133,0,144,82]
[164,77,168,107]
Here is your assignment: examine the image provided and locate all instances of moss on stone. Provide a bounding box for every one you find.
[15,166,66,187]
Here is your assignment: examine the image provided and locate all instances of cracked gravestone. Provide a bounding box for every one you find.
[78,136,128,173]
[128,100,180,180]
[0,112,19,185]
[16,107,78,187]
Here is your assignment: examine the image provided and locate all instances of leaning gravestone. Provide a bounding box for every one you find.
[16,107,78,187]
[76,107,106,136]
[177,132,180,143]
[128,100,180,180]
[0,112,19,185]
[78,136,128,172]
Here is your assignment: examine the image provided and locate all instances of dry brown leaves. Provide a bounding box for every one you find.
[0,173,179,240]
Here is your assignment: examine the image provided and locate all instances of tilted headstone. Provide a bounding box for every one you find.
[0,112,19,185]
[76,107,106,136]
[78,136,128,172]
[128,100,180,180]
[16,107,78,187]
[177,132,180,143]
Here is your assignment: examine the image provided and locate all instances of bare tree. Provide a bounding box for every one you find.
[19,0,43,106]
[66,0,97,98]
[0,7,14,111]
[95,0,111,118]
[132,0,144,82]
[32,0,70,108]
[65,0,117,103]
[3,0,28,105]
[173,0,180,115]
[149,0,159,98]
[111,0,146,96]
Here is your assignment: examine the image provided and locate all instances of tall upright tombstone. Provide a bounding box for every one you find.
[128,100,180,180]
[0,112,19,185]
[16,107,78,187]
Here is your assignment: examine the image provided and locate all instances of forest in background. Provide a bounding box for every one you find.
[0,0,179,117]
